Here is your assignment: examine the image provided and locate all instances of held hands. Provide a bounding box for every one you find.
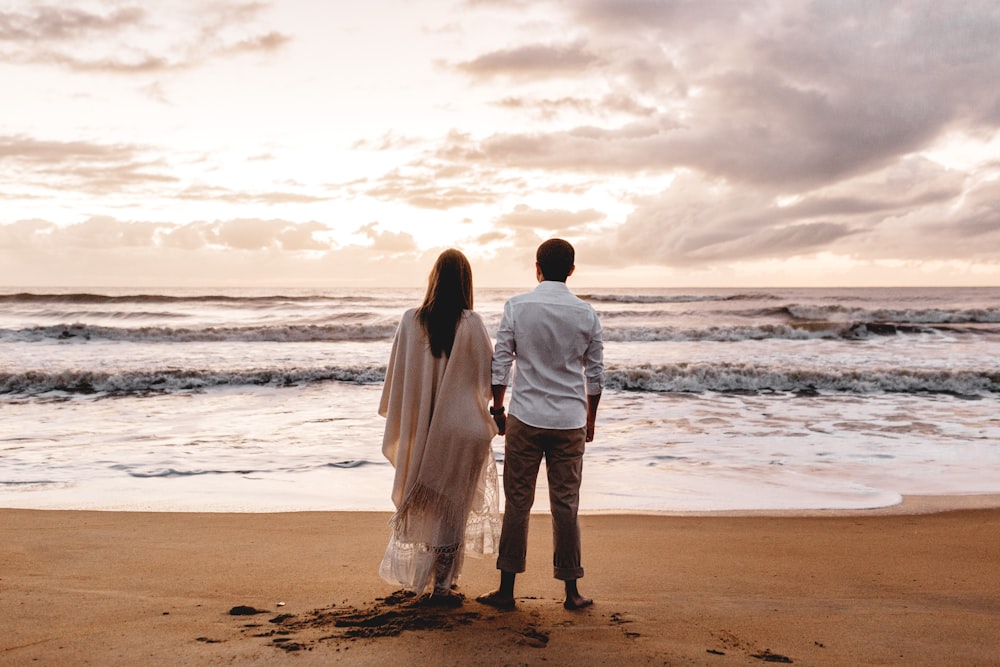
[490,405,506,436]
[489,404,592,440]
[494,413,506,436]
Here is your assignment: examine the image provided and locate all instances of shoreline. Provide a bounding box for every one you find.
[4,497,1000,665]
[4,492,1000,517]
[585,492,1000,517]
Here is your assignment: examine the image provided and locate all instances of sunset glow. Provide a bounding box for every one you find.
[3,0,1000,287]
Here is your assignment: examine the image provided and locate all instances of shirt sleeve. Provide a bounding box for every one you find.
[491,301,515,386]
[584,310,604,395]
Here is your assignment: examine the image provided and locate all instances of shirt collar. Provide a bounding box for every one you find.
[534,280,570,293]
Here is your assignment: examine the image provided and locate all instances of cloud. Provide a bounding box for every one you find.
[848,174,1000,263]
[358,158,510,210]
[0,133,179,194]
[430,0,1000,274]
[0,5,145,41]
[0,134,140,164]
[495,93,656,120]
[176,185,333,205]
[357,222,419,253]
[220,30,291,55]
[210,218,330,251]
[435,118,683,175]
[456,42,600,79]
[494,204,604,231]
[0,216,332,253]
[0,215,470,286]
[0,2,290,74]
[669,5,988,185]
[0,133,338,203]
[571,0,749,33]
[351,131,424,152]
[0,219,57,247]
[949,179,1000,239]
[440,79,960,189]
[6,1,1000,286]
[448,1,1000,191]
[60,216,169,249]
[0,216,169,250]
[139,80,171,104]
[464,0,529,7]
[589,158,1000,270]
[475,230,507,244]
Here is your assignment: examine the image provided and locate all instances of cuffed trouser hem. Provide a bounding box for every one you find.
[554,566,584,581]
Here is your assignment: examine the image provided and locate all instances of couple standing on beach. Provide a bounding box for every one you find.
[378,238,605,610]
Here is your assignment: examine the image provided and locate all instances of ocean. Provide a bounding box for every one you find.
[2,285,999,513]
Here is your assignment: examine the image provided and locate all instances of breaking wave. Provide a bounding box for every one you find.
[581,292,781,304]
[6,318,995,344]
[0,292,366,304]
[1,323,398,343]
[0,366,386,396]
[109,460,375,478]
[784,304,1000,325]
[606,363,1000,396]
[4,362,998,398]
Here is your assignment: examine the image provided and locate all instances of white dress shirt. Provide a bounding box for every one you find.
[492,281,604,430]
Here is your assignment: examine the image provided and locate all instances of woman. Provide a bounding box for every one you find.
[378,249,500,606]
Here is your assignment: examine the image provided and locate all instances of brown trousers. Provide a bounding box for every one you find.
[497,415,586,580]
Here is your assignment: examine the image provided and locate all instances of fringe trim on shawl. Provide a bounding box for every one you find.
[379,452,501,594]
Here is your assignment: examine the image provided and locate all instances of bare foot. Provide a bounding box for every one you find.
[475,590,516,611]
[563,591,593,610]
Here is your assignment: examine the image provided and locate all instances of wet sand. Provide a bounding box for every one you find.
[2,497,999,665]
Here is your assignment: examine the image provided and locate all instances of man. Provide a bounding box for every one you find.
[477,238,604,611]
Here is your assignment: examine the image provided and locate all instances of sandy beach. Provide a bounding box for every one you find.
[3,498,999,666]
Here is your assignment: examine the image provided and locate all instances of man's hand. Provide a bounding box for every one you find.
[585,392,601,442]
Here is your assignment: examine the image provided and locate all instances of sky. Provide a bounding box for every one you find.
[2,0,1000,288]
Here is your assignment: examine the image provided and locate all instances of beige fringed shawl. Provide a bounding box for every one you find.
[378,308,500,594]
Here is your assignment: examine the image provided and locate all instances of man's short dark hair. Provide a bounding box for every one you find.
[536,238,575,281]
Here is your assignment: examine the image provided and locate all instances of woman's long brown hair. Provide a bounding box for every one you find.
[416,249,474,358]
